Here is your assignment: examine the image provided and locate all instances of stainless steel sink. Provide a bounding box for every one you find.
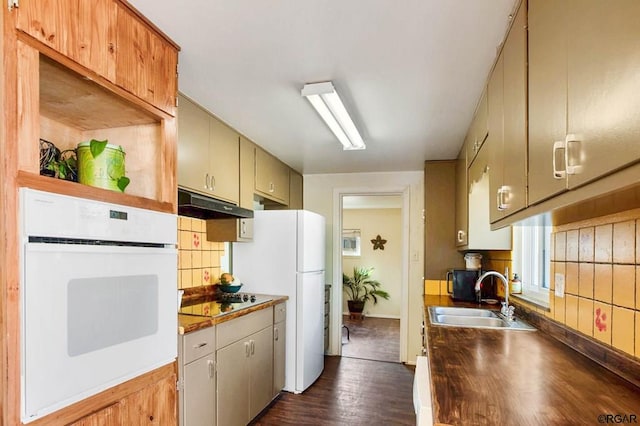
[428,306,536,331]
[432,307,497,318]
[435,314,508,327]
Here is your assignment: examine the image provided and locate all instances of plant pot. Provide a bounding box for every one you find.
[347,300,365,314]
[77,141,126,192]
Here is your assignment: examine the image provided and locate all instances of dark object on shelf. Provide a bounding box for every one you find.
[39,139,78,182]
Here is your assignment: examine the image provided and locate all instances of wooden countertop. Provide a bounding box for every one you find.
[423,295,640,425]
[178,295,288,334]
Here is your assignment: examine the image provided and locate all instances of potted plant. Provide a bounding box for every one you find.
[343,266,390,315]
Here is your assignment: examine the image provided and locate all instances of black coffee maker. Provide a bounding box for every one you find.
[445,269,496,302]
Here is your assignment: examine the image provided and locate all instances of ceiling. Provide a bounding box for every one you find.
[129,0,518,175]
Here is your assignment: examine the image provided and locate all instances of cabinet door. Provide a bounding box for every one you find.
[528,0,568,204]
[501,2,527,216]
[255,148,289,204]
[249,326,274,419]
[289,170,303,209]
[184,354,215,426]
[487,54,504,223]
[273,320,286,397]
[467,143,512,250]
[565,0,640,189]
[178,95,211,194]
[115,5,177,115]
[216,340,250,426]
[455,145,468,247]
[15,0,117,82]
[209,117,240,204]
[122,373,176,425]
[69,402,122,426]
[239,136,256,209]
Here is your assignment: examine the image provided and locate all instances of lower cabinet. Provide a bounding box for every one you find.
[179,326,216,426]
[273,302,287,397]
[216,307,274,426]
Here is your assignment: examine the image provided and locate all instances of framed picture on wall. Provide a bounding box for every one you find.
[342,229,361,257]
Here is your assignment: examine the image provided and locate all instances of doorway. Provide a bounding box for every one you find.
[339,194,404,363]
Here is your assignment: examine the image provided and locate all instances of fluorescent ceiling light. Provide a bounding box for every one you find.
[301,82,365,150]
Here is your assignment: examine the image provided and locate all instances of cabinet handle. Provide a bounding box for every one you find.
[565,134,583,176]
[456,230,465,243]
[207,359,215,379]
[269,182,275,193]
[241,220,247,236]
[210,175,216,191]
[205,173,211,189]
[552,141,566,179]
[250,340,255,356]
[193,342,208,349]
[274,327,279,341]
[245,341,250,358]
[497,186,509,211]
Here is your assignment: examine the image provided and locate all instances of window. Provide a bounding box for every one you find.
[511,214,552,307]
[342,229,361,257]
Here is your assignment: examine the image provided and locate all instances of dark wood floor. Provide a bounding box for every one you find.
[252,356,416,426]
[341,315,400,363]
[253,317,413,425]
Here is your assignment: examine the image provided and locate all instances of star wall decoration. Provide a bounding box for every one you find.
[371,235,387,250]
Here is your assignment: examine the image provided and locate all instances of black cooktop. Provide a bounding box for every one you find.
[178,292,273,318]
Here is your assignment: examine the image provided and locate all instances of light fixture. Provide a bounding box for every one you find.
[301,81,365,150]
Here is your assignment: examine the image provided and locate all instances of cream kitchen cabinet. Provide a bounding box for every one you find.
[178,94,240,204]
[465,90,488,165]
[467,140,512,250]
[273,302,287,397]
[240,136,256,209]
[255,147,290,205]
[488,1,527,223]
[289,170,303,209]
[454,144,468,247]
[528,0,640,205]
[178,327,216,426]
[216,307,274,426]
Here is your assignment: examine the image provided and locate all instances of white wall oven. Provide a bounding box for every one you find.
[20,189,178,423]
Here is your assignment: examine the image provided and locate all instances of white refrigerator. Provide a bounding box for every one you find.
[232,210,325,394]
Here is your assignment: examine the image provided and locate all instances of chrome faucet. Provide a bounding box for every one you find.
[475,270,514,321]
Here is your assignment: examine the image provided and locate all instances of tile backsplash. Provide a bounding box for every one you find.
[536,209,639,359]
[424,208,640,361]
[178,216,227,289]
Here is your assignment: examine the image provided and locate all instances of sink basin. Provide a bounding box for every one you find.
[428,306,536,331]
[435,314,508,327]
[433,307,497,318]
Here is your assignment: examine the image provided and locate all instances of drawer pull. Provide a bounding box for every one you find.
[193,342,208,349]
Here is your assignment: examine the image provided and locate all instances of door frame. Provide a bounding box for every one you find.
[331,186,410,362]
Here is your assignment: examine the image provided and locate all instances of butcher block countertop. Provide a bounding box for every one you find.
[178,295,288,334]
[423,295,640,426]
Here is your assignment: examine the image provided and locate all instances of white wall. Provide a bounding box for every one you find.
[303,171,424,364]
[342,208,402,318]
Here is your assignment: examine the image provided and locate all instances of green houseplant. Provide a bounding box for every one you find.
[343,266,390,315]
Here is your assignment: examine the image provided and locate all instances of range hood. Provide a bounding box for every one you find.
[177,188,253,219]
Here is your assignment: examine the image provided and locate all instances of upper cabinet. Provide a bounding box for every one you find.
[289,170,303,210]
[455,142,469,247]
[255,147,289,205]
[239,136,256,210]
[177,94,240,204]
[15,0,178,116]
[10,1,179,211]
[528,0,640,205]
[488,2,527,222]
[465,90,488,165]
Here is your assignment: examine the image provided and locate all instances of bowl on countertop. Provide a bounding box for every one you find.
[218,283,243,293]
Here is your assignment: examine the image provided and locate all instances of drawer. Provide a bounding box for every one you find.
[217,306,273,348]
[274,302,286,323]
[182,326,216,364]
